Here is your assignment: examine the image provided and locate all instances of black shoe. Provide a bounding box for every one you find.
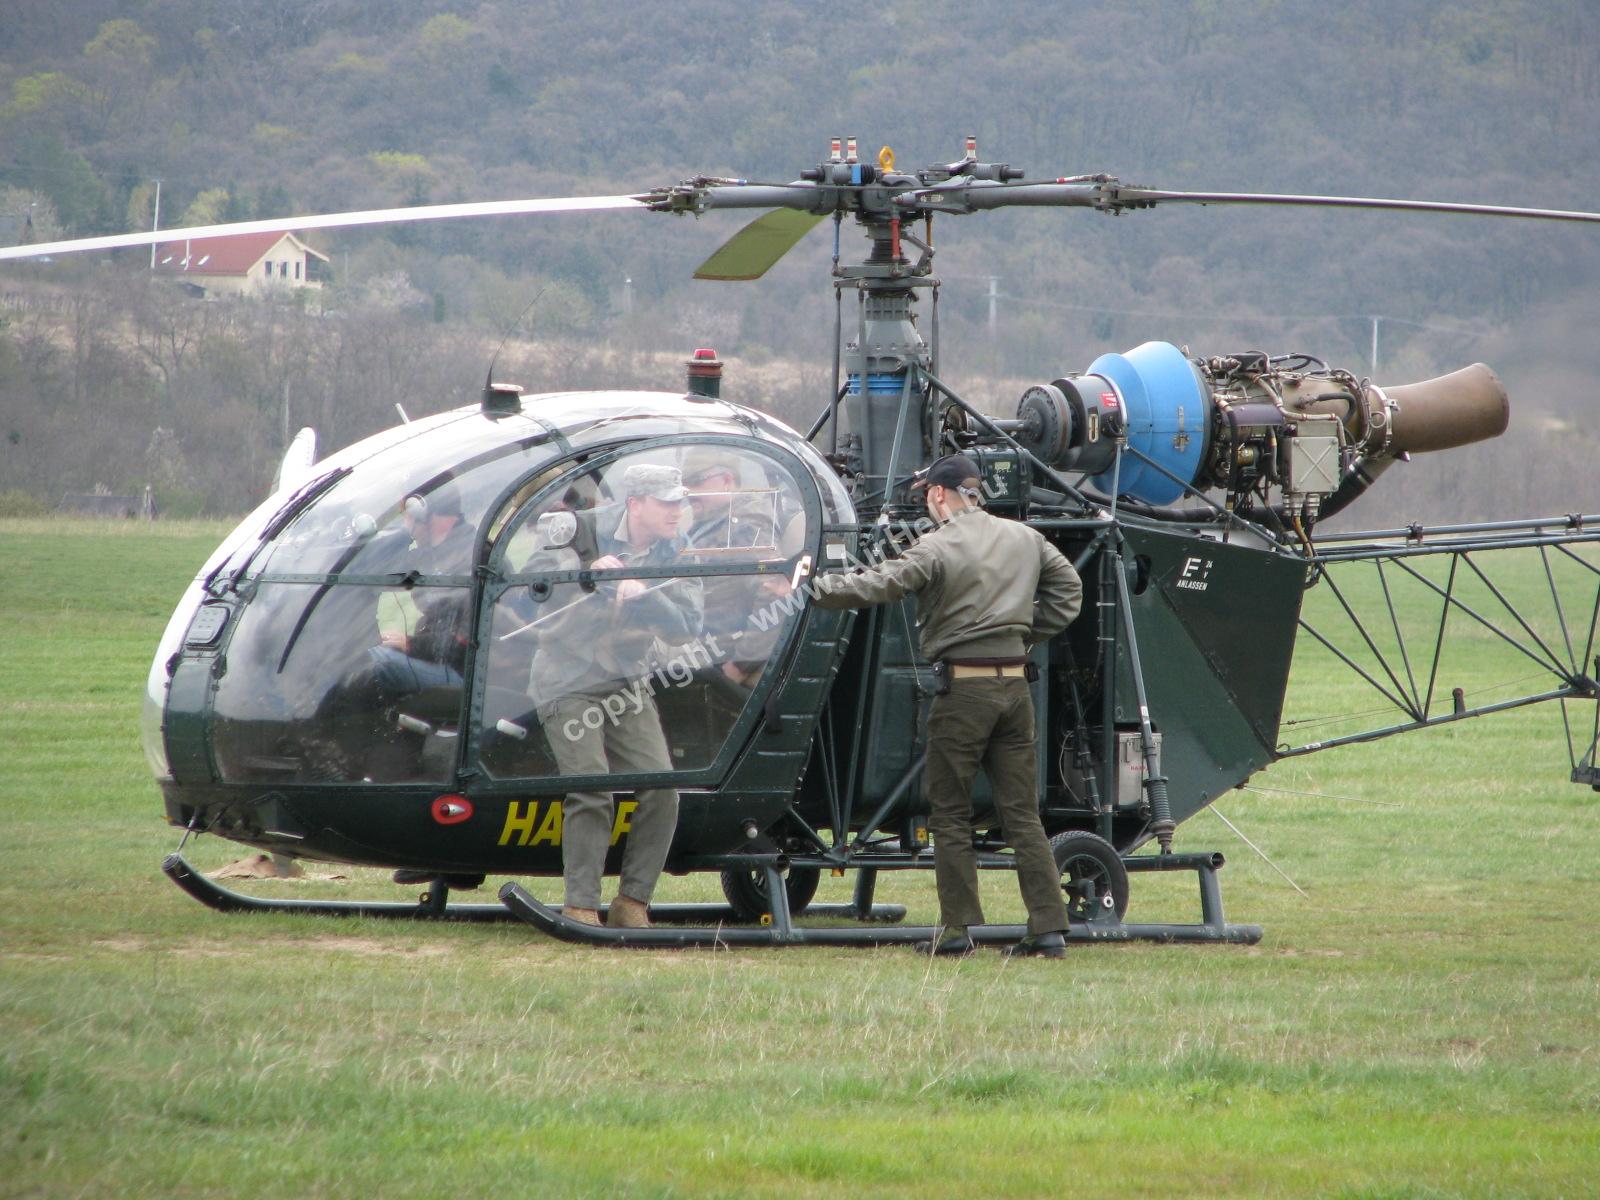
[1004,931,1067,959]
[916,929,976,957]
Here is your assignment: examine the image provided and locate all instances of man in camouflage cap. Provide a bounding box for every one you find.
[620,462,689,506]
[530,461,702,931]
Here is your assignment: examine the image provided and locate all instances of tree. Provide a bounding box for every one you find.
[178,188,232,227]
[78,19,162,140]
[0,188,62,244]
[4,132,112,234]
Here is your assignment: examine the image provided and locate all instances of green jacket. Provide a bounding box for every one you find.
[813,507,1082,661]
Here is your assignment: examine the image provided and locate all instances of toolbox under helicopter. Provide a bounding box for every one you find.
[10,137,1598,948]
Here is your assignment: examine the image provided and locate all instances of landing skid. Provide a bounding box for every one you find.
[161,853,908,926]
[500,851,1262,948]
[166,853,518,920]
[500,879,981,947]
[164,850,1261,947]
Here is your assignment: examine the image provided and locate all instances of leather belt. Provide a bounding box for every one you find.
[948,663,1028,679]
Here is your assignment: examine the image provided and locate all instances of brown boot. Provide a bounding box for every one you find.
[606,894,652,929]
[564,906,601,927]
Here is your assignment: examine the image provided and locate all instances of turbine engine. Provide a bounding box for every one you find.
[1013,342,1509,522]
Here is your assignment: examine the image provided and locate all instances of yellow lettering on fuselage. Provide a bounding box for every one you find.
[499,801,538,847]
[498,800,635,848]
[530,802,563,846]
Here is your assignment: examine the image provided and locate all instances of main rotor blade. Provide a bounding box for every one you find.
[0,194,647,263]
[693,209,826,280]
[1116,187,1600,225]
[923,178,1600,226]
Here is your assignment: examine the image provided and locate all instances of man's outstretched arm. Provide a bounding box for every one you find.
[813,543,939,610]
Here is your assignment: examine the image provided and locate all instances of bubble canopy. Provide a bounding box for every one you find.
[144,391,853,789]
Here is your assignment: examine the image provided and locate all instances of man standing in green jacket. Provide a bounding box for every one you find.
[814,455,1083,957]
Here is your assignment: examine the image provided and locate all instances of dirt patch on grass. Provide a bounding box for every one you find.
[1245,947,1348,957]
[89,934,455,959]
[291,936,454,957]
[210,853,348,881]
[93,936,154,953]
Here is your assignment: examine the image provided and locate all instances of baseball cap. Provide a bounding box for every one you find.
[621,463,688,502]
[913,454,981,492]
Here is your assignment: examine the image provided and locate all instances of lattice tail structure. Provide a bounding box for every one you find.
[1281,512,1600,791]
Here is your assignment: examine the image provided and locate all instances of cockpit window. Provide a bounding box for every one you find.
[191,406,844,790]
[244,419,567,582]
[477,442,814,782]
[210,580,472,783]
[208,455,507,785]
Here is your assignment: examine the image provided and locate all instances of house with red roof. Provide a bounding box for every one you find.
[152,231,329,297]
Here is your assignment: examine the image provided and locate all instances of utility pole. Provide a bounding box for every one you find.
[623,275,633,315]
[1369,315,1380,376]
[148,179,161,269]
[987,275,998,331]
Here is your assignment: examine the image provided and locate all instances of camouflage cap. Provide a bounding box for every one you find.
[680,446,743,486]
[620,462,688,502]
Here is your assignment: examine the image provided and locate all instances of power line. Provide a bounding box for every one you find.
[992,290,1492,342]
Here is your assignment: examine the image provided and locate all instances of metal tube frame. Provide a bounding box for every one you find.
[1283,517,1600,767]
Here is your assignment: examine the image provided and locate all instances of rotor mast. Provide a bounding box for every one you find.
[646,136,1019,510]
[829,145,938,510]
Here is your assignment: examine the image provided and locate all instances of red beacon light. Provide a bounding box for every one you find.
[685,347,723,399]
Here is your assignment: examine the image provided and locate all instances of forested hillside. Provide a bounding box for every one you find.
[1,1,1597,520]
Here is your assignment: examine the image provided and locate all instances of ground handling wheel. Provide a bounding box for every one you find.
[719,865,822,922]
[1051,831,1130,923]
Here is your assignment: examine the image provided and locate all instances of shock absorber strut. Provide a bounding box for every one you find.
[1109,533,1175,852]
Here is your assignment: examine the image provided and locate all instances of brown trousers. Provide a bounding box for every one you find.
[924,677,1069,935]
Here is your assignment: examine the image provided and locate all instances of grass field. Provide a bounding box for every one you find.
[2,518,1598,1198]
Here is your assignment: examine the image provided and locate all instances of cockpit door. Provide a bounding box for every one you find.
[472,437,822,791]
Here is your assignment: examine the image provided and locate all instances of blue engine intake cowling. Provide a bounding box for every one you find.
[1086,341,1211,506]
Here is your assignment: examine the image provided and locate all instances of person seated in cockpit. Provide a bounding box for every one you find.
[525,463,703,930]
[682,447,778,555]
[681,447,788,687]
[361,480,476,699]
[377,481,474,653]
[301,481,476,782]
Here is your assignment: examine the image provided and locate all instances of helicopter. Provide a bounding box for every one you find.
[6,136,1597,948]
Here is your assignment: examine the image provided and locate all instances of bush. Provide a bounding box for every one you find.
[152,488,212,519]
[0,489,50,517]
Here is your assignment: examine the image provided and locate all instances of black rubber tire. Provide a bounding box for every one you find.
[1050,830,1130,922]
[718,865,822,921]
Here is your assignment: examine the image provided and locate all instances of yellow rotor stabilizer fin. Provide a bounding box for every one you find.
[693,209,826,281]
